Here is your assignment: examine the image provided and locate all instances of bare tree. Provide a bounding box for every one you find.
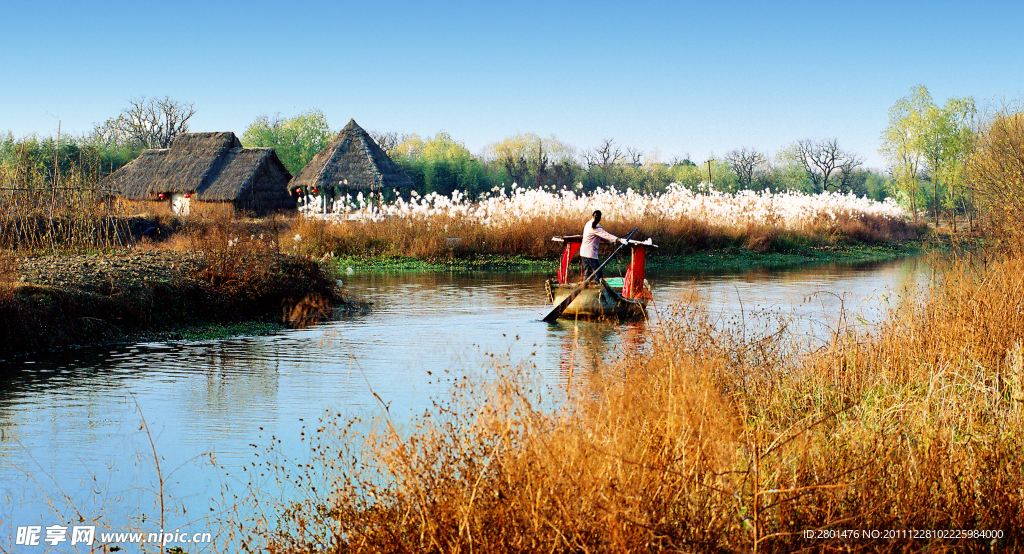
[626,147,644,167]
[787,138,862,192]
[584,138,625,169]
[533,142,551,188]
[836,153,866,193]
[369,131,400,157]
[99,96,195,149]
[580,139,625,190]
[724,147,767,189]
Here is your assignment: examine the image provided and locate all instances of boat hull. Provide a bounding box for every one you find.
[544,279,648,319]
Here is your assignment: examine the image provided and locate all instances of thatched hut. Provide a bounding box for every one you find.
[289,119,412,211]
[105,132,295,217]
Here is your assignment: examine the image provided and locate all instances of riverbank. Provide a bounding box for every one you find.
[0,249,363,359]
[0,237,936,359]
[330,238,932,273]
[653,238,933,272]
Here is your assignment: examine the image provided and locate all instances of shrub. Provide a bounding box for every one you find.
[969,111,1024,253]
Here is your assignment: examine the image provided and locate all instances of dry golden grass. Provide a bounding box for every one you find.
[286,211,593,259]
[224,248,1022,553]
[168,212,343,327]
[808,210,928,245]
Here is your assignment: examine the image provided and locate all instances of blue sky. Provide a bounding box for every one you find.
[2,0,1022,170]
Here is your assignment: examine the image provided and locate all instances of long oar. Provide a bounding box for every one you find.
[542,228,638,322]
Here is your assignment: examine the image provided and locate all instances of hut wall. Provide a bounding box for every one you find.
[116,198,236,218]
[188,202,237,219]
[117,198,174,216]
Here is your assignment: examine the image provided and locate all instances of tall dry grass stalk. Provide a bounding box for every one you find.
[226,250,1022,552]
[0,145,130,253]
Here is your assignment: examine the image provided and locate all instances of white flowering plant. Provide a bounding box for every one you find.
[290,184,919,258]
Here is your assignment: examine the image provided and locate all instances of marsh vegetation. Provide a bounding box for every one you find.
[215,109,1024,552]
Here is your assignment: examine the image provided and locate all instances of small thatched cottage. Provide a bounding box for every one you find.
[105,132,296,216]
[289,119,413,205]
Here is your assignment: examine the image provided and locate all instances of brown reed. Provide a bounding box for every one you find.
[282,208,923,262]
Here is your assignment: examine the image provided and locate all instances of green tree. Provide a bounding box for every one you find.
[391,133,425,161]
[421,131,470,163]
[0,130,140,203]
[390,132,495,198]
[664,160,704,189]
[880,86,931,220]
[705,157,739,192]
[925,96,977,229]
[423,132,494,197]
[881,86,977,225]
[242,109,332,175]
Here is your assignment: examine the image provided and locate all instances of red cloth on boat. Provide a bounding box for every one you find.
[622,247,651,299]
[558,241,581,283]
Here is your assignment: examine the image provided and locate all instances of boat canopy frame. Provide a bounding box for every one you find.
[551,235,656,300]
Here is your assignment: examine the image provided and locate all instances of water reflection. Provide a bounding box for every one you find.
[0,257,932,544]
[550,318,651,395]
[653,257,930,348]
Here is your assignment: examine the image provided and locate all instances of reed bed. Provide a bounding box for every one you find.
[175,213,344,326]
[291,185,923,259]
[309,185,906,229]
[225,248,1021,553]
[0,209,347,356]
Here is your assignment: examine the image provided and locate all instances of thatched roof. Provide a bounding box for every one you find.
[105,132,294,210]
[195,148,282,202]
[290,119,413,191]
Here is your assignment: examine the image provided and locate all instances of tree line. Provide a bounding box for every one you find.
[1,88,998,228]
[244,111,892,201]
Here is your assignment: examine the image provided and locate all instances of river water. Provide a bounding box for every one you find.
[0,256,931,549]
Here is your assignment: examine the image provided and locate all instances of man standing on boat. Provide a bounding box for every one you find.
[581,210,626,281]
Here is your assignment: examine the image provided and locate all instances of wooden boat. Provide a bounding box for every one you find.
[544,235,655,320]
